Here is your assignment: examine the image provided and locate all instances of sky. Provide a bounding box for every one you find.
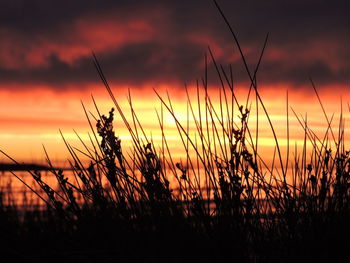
[0,0,349,163]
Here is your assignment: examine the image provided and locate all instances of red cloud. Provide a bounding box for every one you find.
[265,40,348,72]
[0,10,160,69]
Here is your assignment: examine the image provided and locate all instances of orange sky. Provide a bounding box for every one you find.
[0,0,349,168]
[1,84,349,168]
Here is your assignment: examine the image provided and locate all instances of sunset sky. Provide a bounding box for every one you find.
[0,0,349,164]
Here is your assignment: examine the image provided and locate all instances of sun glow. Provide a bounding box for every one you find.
[0,83,349,168]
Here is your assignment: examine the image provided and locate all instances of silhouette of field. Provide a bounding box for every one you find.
[0,1,349,262]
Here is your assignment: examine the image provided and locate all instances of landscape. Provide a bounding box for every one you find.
[0,1,349,262]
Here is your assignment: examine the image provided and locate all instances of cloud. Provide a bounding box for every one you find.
[0,0,348,90]
[0,9,159,69]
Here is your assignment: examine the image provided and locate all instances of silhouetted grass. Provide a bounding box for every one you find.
[0,1,349,262]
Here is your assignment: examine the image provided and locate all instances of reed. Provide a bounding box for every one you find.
[0,1,349,262]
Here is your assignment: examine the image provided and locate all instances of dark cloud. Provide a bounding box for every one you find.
[0,0,349,89]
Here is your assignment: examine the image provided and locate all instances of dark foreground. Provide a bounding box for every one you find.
[1,202,349,263]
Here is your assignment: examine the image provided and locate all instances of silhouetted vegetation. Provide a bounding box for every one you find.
[0,1,349,262]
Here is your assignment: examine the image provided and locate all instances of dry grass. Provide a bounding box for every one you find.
[0,1,349,262]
